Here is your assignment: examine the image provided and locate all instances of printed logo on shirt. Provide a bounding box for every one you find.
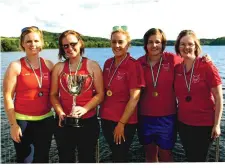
[22,73,31,76]
[43,73,49,80]
[176,73,182,76]
[116,71,126,80]
[192,74,200,83]
[162,63,170,71]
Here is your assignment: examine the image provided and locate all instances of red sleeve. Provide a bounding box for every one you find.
[173,54,183,66]
[164,52,182,67]
[205,62,222,88]
[127,61,145,89]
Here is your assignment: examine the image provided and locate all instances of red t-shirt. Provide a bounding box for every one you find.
[59,57,96,119]
[138,52,182,116]
[15,57,52,116]
[100,53,145,124]
[174,57,222,126]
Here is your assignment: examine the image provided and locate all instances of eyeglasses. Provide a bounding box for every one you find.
[21,26,39,33]
[112,25,128,31]
[179,43,195,48]
[62,42,79,49]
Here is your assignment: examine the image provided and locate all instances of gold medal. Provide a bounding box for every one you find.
[106,90,113,96]
[148,57,162,99]
[152,91,158,97]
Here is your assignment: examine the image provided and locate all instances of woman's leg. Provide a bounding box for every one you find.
[138,115,158,162]
[144,144,158,162]
[13,120,34,163]
[54,124,77,163]
[139,115,176,162]
[101,119,136,162]
[158,148,173,162]
[32,116,55,163]
[157,114,176,162]
[77,116,100,163]
[178,121,213,162]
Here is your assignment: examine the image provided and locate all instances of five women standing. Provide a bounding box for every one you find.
[3,27,223,163]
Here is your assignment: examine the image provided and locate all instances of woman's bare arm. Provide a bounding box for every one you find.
[3,60,22,142]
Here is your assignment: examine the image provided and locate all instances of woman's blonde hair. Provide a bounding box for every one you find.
[111,28,131,45]
[19,26,44,51]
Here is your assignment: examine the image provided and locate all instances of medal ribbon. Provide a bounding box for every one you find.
[107,54,127,88]
[68,57,82,85]
[148,56,162,88]
[183,58,196,93]
[25,57,42,89]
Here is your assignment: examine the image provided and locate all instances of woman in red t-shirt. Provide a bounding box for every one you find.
[50,30,104,163]
[99,26,145,162]
[137,28,182,162]
[174,30,223,162]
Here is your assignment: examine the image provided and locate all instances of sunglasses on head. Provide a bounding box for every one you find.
[62,42,79,49]
[112,25,128,31]
[21,26,39,33]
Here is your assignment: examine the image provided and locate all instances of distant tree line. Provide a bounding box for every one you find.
[1,31,225,52]
[131,38,225,46]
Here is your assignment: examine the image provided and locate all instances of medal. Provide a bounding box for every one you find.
[183,58,196,103]
[148,56,162,98]
[38,92,43,97]
[25,57,43,97]
[185,96,192,102]
[107,54,128,95]
[152,91,158,97]
[106,90,113,96]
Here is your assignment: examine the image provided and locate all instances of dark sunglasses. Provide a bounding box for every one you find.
[21,26,39,33]
[62,42,79,49]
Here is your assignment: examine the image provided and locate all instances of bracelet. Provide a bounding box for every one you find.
[119,121,125,125]
[10,123,17,127]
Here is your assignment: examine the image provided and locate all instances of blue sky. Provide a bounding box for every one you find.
[0,0,224,40]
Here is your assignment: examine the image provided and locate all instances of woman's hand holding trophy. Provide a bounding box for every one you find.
[58,111,66,127]
[70,106,88,118]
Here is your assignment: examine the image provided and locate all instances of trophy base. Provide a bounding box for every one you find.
[63,116,83,128]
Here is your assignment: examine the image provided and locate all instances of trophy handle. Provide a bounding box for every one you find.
[78,74,94,93]
[59,72,71,94]
[59,72,94,95]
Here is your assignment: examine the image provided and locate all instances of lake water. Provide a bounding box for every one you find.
[1,46,225,163]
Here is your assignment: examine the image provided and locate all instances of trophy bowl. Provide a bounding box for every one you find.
[60,73,93,128]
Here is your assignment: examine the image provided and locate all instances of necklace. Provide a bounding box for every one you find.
[68,57,82,95]
[106,54,127,96]
[148,56,162,97]
[25,57,43,97]
[183,58,196,102]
